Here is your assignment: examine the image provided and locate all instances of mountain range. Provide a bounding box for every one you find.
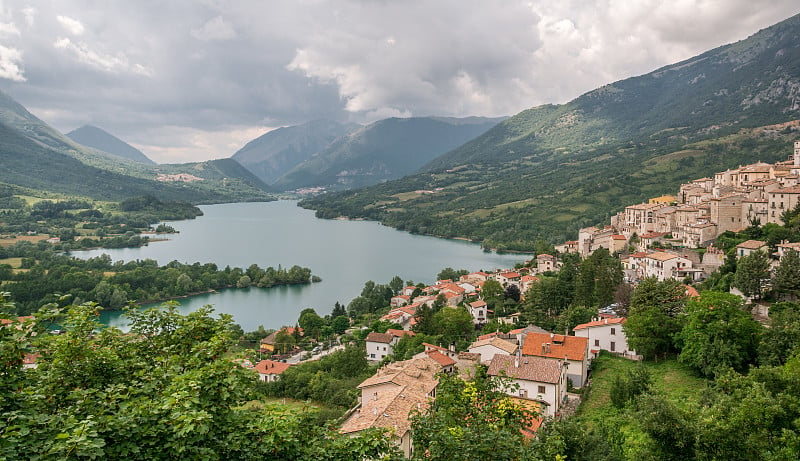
[66,125,155,165]
[0,89,272,203]
[301,13,800,251]
[232,116,503,191]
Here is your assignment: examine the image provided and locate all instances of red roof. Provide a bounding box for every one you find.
[499,271,521,279]
[611,234,627,240]
[366,332,394,344]
[425,349,456,367]
[386,328,415,338]
[521,332,588,361]
[469,300,487,308]
[254,360,291,375]
[573,317,626,331]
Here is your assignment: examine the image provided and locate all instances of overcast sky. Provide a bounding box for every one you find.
[0,1,798,164]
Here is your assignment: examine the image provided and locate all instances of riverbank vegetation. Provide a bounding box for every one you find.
[0,242,315,315]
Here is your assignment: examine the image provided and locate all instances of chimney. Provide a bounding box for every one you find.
[604,318,608,324]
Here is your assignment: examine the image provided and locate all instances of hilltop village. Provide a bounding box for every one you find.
[232,141,800,457]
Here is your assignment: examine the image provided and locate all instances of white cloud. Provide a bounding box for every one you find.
[22,7,35,27]
[56,15,84,35]
[0,21,19,36]
[53,37,152,75]
[0,44,25,81]
[191,15,236,41]
[131,125,276,163]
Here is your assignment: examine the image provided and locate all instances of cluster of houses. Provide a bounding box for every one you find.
[348,316,635,457]
[555,141,800,282]
[380,259,557,331]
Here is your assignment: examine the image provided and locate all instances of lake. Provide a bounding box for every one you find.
[76,201,528,331]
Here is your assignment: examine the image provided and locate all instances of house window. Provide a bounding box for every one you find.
[610,342,616,352]
[383,347,386,351]
[611,328,616,335]
[538,385,546,394]
[594,339,600,347]
[369,354,375,358]
[519,389,528,398]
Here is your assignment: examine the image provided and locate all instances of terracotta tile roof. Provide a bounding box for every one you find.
[611,234,627,240]
[736,239,767,250]
[261,327,303,344]
[425,349,456,367]
[520,275,539,283]
[386,329,415,338]
[685,286,700,298]
[487,355,563,384]
[640,232,668,239]
[469,336,519,354]
[498,271,521,279]
[469,300,488,308]
[573,317,626,331]
[366,332,394,344]
[23,353,40,365]
[340,384,430,437]
[357,356,441,392]
[254,360,291,375]
[521,332,588,361]
[646,252,680,261]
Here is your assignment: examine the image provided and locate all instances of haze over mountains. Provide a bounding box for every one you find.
[302,12,800,250]
[66,125,155,165]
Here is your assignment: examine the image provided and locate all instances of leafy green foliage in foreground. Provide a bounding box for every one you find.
[0,296,401,460]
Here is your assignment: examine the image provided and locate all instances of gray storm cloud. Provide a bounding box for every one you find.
[0,0,797,163]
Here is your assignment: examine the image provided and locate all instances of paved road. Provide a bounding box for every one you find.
[286,344,345,364]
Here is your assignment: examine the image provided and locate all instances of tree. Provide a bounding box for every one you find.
[410,369,539,460]
[432,306,474,346]
[758,302,800,366]
[733,251,770,300]
[774,250,800,300]
[298,308,325,339]
[389,275,405,294]
[624,277,686,360]
[436,267,468,282]
[331,315,350,335]
[504,284,521,303]
[481,279,504,309]
[331,301,347,318]
[677,291,761,377]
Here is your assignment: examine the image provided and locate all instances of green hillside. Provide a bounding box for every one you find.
[272,116,503,191]
[301,14,800,251]
[0,90,273,204]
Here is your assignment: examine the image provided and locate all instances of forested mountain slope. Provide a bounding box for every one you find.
[232,119,359,185]
[302,13,800,251]
[273,116,503,191]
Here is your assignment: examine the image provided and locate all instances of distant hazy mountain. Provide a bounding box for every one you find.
[302,12,800,249]
[67,125,155,165]
[272,116,504,191]
[232,120,359,184]
[0,88,272,203]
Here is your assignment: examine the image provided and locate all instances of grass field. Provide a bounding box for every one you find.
[0,257,23,268]
[576,353,708,459]
[0,235,50,247]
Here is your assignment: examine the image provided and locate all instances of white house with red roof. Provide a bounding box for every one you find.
[468,299,489,325]
[522,332,589,388]
[253,360,292,382]
[487,354,568,417]
[366,329,416,361]
[573,318,635,359]
[494,271,522,288]
[390,294,411,307]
